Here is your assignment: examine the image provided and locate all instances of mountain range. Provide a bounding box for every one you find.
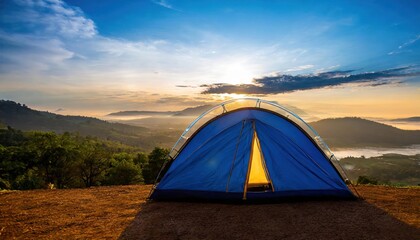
[1,100,420,150]
[390,117,420,122]
[107,105,213,117]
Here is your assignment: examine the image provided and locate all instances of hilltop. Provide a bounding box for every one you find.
[310,117,420,148]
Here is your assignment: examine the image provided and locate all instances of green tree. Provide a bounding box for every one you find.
[142,147,170,184]
[0,145,14,187]
[77,139,110,187]
[133,152,148,167]
[0,145,35,188]
[26,132,79,188]
[106,159,142,185]
[0,126,25,146]
[0,126,151,190]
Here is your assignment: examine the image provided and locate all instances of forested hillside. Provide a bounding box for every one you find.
[0,100,178,150]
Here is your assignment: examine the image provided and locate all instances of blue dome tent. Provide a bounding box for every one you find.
[150,98,355,201]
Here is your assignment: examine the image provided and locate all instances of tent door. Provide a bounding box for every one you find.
[243,122,274,199]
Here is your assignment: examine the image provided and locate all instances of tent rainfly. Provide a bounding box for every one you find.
[150,98,355,201]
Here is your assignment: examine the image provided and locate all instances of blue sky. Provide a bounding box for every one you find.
[0,0,419,118]
[67,0,420,69]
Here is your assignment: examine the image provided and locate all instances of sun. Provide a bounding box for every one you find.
[218,62,256,85]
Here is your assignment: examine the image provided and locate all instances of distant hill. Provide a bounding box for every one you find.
[173,105,213,116]
[107,110,176,116]
[0,100,179,150]
[108,105,213,117]
[390,117,420,122]
[310,117,420,148]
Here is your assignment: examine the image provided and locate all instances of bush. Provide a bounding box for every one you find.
[106,160,142,185]
[357,175,378,185]
[12,169,44,190]
[0,178,11,190]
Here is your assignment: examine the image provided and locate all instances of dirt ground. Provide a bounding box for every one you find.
[0,185,150,239]
[0,185,419,240]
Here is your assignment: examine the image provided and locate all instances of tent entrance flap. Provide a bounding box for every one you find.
[244,128,273,196]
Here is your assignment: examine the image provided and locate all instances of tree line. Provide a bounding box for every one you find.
[0,127,169,190]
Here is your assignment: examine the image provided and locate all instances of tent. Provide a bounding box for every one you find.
[150,98,355,201]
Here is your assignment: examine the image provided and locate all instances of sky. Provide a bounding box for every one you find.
[0,0,419,120]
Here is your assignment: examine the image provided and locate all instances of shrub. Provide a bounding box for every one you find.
[142,147,169,184]
[106,160,143,185]
[357,175,378,185]
[12,169,44,190]
[0,178,11,190]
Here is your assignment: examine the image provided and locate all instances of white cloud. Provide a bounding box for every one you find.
[388,34,420,55]
[398,34,420,49]
[0,31,74,74]
[285,64,314,72]
[314,65,340,74]
[151,0,180,11]
[10,0,97,38]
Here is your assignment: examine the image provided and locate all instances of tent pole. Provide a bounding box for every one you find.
[147,156,173,200]
[330,155,362,199]
[243,121,256,200]
[226,120,245,192]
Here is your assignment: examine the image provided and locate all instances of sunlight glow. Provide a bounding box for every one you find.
[218,62,256,85]
[212,93,250,101]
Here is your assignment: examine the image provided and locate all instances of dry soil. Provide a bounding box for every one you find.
[0,185,419,240]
